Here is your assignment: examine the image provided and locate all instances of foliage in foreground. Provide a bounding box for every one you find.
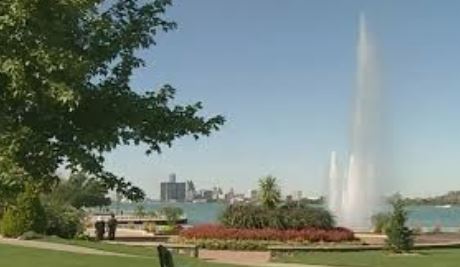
[385,195,414,253]
[220,203,334,230]
[1,186,47,237]
[0,0,224,203]
[1,185,83,238]
[44,202,84,239]
[180,224,355,243]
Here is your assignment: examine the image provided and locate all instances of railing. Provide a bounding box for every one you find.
[91,214,187,220]
[89,214,188,225]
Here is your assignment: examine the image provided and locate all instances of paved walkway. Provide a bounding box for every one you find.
[108,242,336,266]
[0,238,133,257]
[199,250,338,267]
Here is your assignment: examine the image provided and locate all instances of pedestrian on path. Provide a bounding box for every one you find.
[107,213,118,240]
[95,216,105,241]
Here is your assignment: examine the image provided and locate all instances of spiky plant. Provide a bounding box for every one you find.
[258,175,281,209]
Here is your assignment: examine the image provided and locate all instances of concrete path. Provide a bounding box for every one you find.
[199,249,340,267]
[106,243,337,267]
[0,238,133,257]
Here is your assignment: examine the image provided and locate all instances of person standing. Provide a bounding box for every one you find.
[107,213,118,240]
[95,216,105,241]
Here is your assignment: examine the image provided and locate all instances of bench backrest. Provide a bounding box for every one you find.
[157,245,174,267]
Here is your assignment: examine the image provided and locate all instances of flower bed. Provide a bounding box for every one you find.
[180,224,355,243]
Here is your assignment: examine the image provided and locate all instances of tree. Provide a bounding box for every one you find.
[135,204,146,218]
[157,206,183,226]
[45,173,111,209]
[0,0,224,202]
[258,175,281,209]
[385,194,414,253]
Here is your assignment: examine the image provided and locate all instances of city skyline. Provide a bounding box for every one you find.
[155,172,309,202]
[103,0,460,199]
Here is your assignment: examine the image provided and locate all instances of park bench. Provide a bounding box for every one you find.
[157,245,174,267]
[157,243,199,258]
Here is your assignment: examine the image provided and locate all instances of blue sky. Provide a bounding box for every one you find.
[104,0,460,198]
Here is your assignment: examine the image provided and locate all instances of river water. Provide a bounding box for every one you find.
[111,202,460,231]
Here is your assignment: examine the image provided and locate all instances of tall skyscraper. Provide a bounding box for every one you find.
[161,173,186,202]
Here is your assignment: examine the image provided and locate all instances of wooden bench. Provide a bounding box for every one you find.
[159,243,199,258]
[157,245,174,267]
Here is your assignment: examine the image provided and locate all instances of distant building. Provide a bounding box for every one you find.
[293,190,303,201]
[160,173,186,202]
[212,186,223,201]
[196,189,214,202]
[185,180,196,202]
[203,190,214,201]
[225,188,235,202]
[229,193,245,204]
[169,173,176,183]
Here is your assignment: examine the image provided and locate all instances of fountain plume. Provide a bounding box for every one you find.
[327,151,342,222]
[329,14,383,231]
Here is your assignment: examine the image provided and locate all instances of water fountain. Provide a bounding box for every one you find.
[328,14,383,231]
[327,151,342,220]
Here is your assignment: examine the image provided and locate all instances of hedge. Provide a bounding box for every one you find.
[180,224,355,243]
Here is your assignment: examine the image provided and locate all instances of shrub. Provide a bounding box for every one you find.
[180,224,355,243]
[44,203,84,239]
[156,224,183,235]
[1,207,23,237]
[18,231,43,240]
[385,196,414,253]
[280,206,335,229]
[188,239,275,250]
[157,206,184,225]
[220,203,334,230]
[220,204,268,229]
[371,212,391,233]
[1,186,47,237]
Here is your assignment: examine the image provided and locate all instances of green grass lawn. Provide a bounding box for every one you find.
[277,249,460,267]
[0,243,241,267]
[42,236,158,257]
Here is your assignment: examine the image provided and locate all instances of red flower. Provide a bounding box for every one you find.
[180,224,355,242]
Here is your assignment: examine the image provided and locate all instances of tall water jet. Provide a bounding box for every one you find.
[341,14,383,230]
[327,151,342,222]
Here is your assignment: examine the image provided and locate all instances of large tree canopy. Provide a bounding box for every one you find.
[45,173,111,209]
[0,0,224,201]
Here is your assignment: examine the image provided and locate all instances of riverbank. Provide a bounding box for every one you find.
[105,202,460,231]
